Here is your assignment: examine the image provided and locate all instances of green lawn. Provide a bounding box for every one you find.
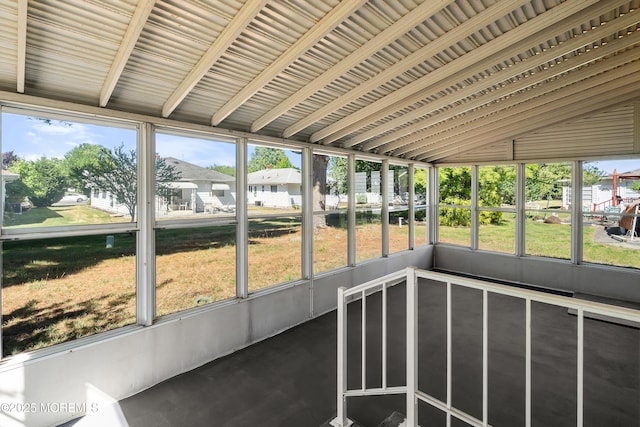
[4,205,128,228]
[2,205,639,355]
[440,217,640,269]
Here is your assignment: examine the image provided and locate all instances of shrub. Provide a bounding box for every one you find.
[439,198,503,226]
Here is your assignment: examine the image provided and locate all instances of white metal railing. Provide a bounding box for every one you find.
[331,267,640,427]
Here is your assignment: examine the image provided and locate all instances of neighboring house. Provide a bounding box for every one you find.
[91,157,236,216]
[161,157,236,214]
[563,169,640,210]
[1,170,19,213]
[248,168,301,208]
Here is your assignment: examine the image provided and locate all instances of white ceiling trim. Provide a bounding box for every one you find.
[99,0,156,107]
[250,0,455,133]
[162,0,266,118]
[16,0,27,93]
[312,0,602,146]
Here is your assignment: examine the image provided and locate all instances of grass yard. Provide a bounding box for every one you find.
[440,215,640,268]
[2,205,638,356]
[4,205,129,228]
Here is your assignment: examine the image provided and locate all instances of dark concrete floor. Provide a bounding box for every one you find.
[62,280,640,427]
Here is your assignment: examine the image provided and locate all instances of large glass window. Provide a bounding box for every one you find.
[1,112,137,227]
[247,144,301,216]
[247,144,302,292]
[154,131,238,317]
[155,132,236,220]
[248,217,302,291]
[438,166,471,247]
[156,225,236,317]
[388,164,410,254]
[582,159,640,269]
[355,159,382,262]
[524,162,572,259]
[314,154,348,274]
[1,111,139,357]
[477,165,516,254]
[2,233,137,356]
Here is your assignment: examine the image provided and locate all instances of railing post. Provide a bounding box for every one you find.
[332,287,353,427]
[577,308,584,427]
[406,267,418,426]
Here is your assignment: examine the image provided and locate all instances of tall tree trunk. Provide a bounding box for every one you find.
[313,154,328,228]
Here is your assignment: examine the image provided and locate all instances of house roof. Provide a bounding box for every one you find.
[247,168,301,186]
[605,169,640,180]
[0,1,639,165]
[618,169,640,179]
[164,157,234,183]
[1,170,19,182]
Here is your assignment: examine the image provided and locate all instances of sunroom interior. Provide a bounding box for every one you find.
[0,0,639,426]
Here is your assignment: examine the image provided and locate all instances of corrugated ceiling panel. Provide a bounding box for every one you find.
[109,0,237,114]
[175,0,342,130]
[439,139,512,163]
[514,105,636,160]
[219,0,367,132]
[25,0,136,104]
[0,0,18,91]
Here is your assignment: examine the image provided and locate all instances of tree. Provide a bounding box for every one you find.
[414,168,427,200]
[247,147,294,173]
[313,155,329,227]
[525,163,571,202]
[583,162,605,186]
[10,157,67,207]
[327,156,348,197]
[64,143,111,194]
[2,151,19,169]
[209,164,236,177]
[478,166,516,206]
[438,167,471,201]
[82,145,180,221]
[5,179,30,206]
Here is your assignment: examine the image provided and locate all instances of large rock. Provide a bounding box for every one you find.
[543,215,562,224]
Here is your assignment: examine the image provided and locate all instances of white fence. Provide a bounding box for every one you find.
[331,267,640,427]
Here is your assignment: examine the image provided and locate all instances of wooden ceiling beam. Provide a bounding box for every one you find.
[416,70,640,162]
[163,0,265,118]
[16,0,27,93]
[373,22,640,155]
[397,49,640,159]
[282,0,526,138]
[250,0,453,133]
[208,0,366,127]
[311,0,602,146]
[100,0,157,107]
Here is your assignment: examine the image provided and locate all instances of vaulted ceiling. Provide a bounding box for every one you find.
[1,0,639,164]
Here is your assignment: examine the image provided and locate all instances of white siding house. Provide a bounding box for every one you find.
[161,157,236,214]
[90,157,236,217]
[247,168,301,208]
[563,169,640,211]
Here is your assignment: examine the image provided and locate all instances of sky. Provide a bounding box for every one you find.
[1,112,637,173]
[1,113,301,169]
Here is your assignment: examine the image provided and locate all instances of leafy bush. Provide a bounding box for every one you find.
[439,198,471,226]
[439,198,503,226]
